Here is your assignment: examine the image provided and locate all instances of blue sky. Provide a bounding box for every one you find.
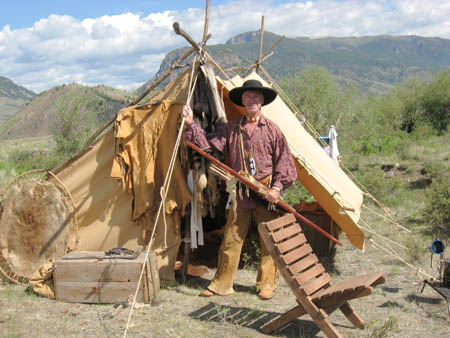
[0,1,231,29]
[1,0,449,93]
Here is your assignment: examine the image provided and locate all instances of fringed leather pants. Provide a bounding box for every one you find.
[208,203,280,295]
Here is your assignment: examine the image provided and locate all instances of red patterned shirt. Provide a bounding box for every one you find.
[184,115,297,208]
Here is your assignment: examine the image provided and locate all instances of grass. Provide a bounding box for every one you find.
[0,136,56,190]
[1,218,449,338]
[365,315,400,338]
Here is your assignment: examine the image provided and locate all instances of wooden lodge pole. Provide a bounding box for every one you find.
[257,16,265,74]
[203,0,210,42]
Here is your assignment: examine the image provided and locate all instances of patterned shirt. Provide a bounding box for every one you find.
[184,114,297,209]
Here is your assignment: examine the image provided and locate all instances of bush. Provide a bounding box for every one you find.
[421,70,450,134]
[3,149,61,175]
[424,170,450,239]
[52,95,98,157]
[279,66,358,135]
[283,181,315,205]
[353,166,403,206]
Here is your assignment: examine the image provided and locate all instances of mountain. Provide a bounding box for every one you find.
[139,32,450,94]
[0,76,36,122]
[0,84,136,139]
[3,33,449,140]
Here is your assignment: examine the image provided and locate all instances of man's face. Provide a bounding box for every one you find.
[242,90,264,115]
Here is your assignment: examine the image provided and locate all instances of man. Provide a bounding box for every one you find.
[183,79,297,300]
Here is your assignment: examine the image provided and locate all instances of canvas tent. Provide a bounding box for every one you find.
[1,60,366,295]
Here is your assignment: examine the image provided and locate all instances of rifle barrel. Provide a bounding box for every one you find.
[185,140,343,246]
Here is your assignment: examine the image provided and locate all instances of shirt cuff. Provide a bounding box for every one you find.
[271,182,283,191]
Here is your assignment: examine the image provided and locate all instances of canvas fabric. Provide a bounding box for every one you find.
[42,69,193,287]
[50,129,145,252]
[29,262,55,299]
[111,100,192,284]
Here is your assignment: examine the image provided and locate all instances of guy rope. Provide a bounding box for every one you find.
[123,61,199,338]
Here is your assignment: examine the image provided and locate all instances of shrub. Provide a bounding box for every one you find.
[353,167,403,206]
[424,170,450,239]
[283,181,315,205]
[279,66,358,135]
[52,95,98,157]
[3,149,61,175]
[420,70,450,134]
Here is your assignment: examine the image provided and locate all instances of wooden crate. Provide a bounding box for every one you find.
[294,202,339,258]
[53,251,160,304]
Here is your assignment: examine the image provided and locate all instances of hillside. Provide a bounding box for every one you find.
[0,76,36,122]
[0,84,136,140]
[2,33,449,140]
[140,33,450,94]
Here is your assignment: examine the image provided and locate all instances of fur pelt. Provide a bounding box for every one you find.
[0,179,73,278]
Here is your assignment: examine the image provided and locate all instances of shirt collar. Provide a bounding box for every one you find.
[240,114,267,127]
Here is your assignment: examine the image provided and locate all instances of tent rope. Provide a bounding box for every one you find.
[258,65,418,240]
[359,218,408,250]
[368,238,433,279]
[123,61,199,338]
[363,205,412,233]
[159,186,168,250]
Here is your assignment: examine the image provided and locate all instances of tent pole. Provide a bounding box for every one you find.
[256,16,265,74]
[181,209,191,283]
[202,0,210,42]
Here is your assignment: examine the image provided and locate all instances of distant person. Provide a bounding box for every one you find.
[182,79,297,300]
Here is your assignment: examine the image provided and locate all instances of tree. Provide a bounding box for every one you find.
[279,66,358,135]
[393,77,425,133]
[52,95,97,158]
[421,70,450,134]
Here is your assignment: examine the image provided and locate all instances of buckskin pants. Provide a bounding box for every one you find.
[208,203,280,295]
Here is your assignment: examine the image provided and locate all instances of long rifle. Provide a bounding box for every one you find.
[185,140,343,246]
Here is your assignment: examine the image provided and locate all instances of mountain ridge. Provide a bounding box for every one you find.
[1,32,449,139]
[0,83,136,139]
[0,76,36,123]
[140,32,450,94]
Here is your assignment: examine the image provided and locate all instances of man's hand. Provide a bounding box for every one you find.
[182,105,194,125]
[265,188,280,204]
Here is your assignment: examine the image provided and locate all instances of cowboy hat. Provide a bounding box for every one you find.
[229,79,277,107]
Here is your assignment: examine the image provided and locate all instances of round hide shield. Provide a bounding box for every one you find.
[0,179,74,278]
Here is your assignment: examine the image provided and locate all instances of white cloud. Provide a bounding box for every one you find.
[0,0,449,93]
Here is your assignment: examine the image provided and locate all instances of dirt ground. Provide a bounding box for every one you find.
[1,229,449,338]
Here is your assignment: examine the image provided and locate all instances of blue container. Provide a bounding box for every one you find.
[430,238,445,255]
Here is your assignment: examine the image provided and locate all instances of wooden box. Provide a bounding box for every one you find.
[294,202,339,258]
[53,251,160,304]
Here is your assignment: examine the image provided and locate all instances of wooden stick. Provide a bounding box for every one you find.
[261,35,285,60]
[185,140,343,246]
[128,32,212,108]
[222,34,282,75]
[203,0,210,42]
[257,16,265,74]
[173,22,201,51]
[129,48,196,107]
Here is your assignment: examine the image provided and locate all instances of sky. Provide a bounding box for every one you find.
[1,0,449,93]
